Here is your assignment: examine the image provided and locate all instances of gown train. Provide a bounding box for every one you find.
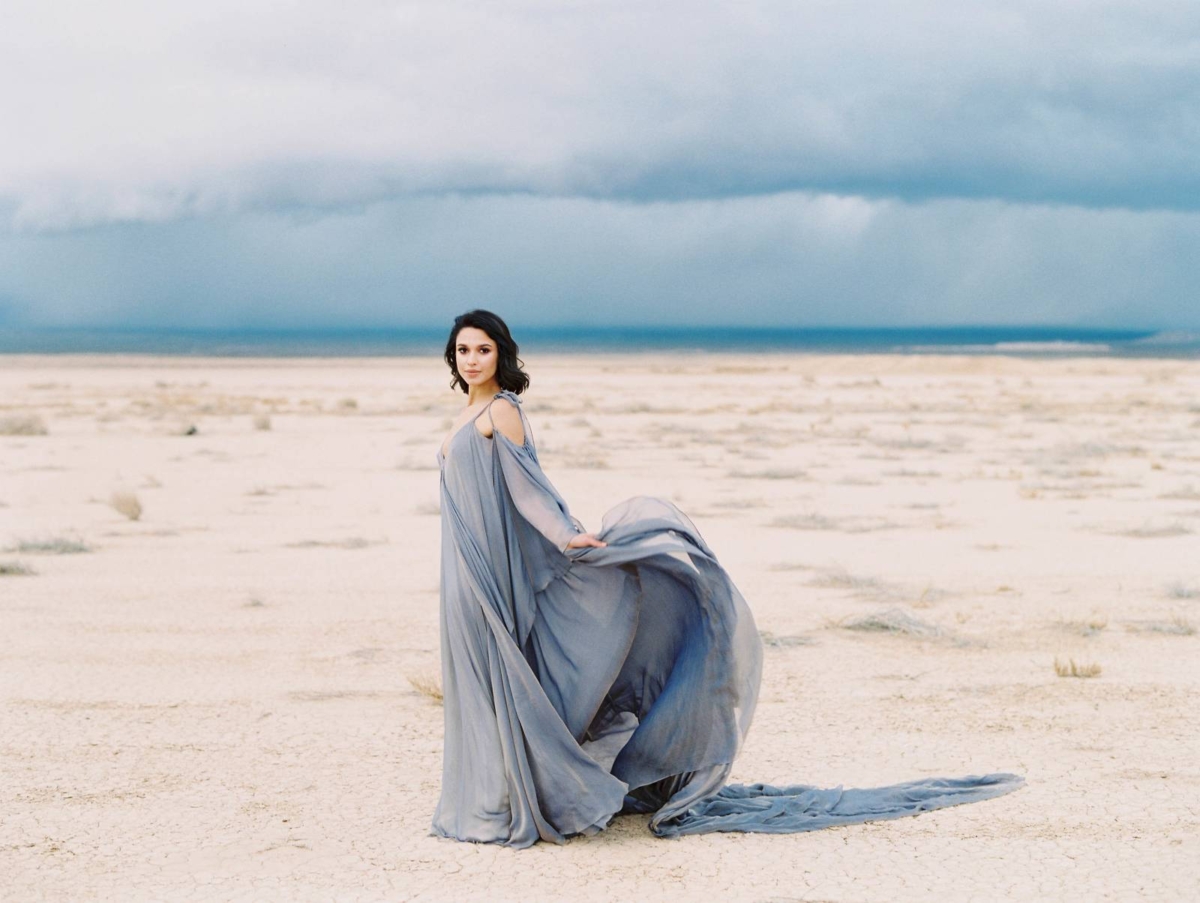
[431,390,1023,848]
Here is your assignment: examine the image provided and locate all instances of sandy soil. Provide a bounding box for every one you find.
[2,352,1198,902]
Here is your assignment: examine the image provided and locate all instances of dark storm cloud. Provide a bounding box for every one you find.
[4,192,1197,329]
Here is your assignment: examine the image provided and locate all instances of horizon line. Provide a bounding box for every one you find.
[0,323,1182,336]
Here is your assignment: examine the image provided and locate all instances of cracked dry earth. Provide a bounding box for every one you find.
[2,352,1198,902]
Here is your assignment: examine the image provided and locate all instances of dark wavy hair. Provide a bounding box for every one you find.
[444,309,530,395]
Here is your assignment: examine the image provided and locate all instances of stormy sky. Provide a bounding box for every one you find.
[2,1,1198,330]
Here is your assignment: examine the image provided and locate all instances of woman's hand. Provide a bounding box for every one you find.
[566,532,607,549]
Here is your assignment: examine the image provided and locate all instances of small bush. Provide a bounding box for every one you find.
[1125,617,1196,636]
[759,630,817,648]
[771,513,898,533]
[728,468,808,480]
[1054,657,1102,678]
[839,608,941,637]
[253,413,272,431]
[808,568,880,592]
[0,561,36,576]
[407,671,444,704]
[9,536,90,554]
[285,537,379,549]
[1055,617,1108,637]
[1115,522,1192,538]
[0,414,48,435]
[1159,486,1200,501]
[770,513,839,531]
[558,453,610,470]
[109,489,142,521]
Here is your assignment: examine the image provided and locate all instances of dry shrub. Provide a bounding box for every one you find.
[839,607,942,638]
[396,458,439,471]
[1054,657,1102,678]
[711,497,768,510]
[770,513,839,531]
[0,561,36,576]
[286,537,379,549]
[10,536,90,554]
[407,671,444,704]
[109,489,142,521]
[1056,616,1108,637]
[1158,486,1200,501]
[1115,521,1192,538]
[807,568,880,592]
[253,413,272,431]
[0,414,48,435]
[728,468,808,480]
[559,454,610,470]
[771,513,897,533]
[1125,617,1196,636]
[768,561,814,572]
[759,630,817,648]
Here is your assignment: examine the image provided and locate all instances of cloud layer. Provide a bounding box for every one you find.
[2,1,1198,330]
[4,0,1200,230]
[4,191,1196,329]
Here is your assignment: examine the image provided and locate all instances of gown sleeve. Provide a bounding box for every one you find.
[488,393,585,553]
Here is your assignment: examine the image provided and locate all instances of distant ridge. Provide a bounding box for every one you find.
[0,325,1196,358]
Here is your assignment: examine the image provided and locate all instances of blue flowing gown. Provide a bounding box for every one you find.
[430,390,1022,848]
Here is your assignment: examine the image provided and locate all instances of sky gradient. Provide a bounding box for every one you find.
[2,1,1198,330]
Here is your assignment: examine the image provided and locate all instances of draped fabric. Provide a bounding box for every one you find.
[429,390,1023,848]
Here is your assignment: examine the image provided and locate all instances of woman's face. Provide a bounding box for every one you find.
[453,326,498,388]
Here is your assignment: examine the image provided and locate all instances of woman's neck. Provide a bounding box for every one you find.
[467,380,501,405]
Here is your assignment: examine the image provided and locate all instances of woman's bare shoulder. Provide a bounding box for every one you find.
[482,393,525,445]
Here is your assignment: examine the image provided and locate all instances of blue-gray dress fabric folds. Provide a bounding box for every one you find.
[430,390,1023,848]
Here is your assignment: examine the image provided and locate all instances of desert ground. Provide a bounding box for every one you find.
[2,352,1198,902]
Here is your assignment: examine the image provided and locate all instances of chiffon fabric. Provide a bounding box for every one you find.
[430,390,1023,848]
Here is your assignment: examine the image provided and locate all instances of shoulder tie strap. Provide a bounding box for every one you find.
[487,389,534,450]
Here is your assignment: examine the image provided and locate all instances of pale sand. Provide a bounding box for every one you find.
[2,352,1198,902]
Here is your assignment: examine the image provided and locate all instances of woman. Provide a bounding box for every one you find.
[430,309,1022,849]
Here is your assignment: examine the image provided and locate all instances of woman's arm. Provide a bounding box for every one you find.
[489,397,606,552]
